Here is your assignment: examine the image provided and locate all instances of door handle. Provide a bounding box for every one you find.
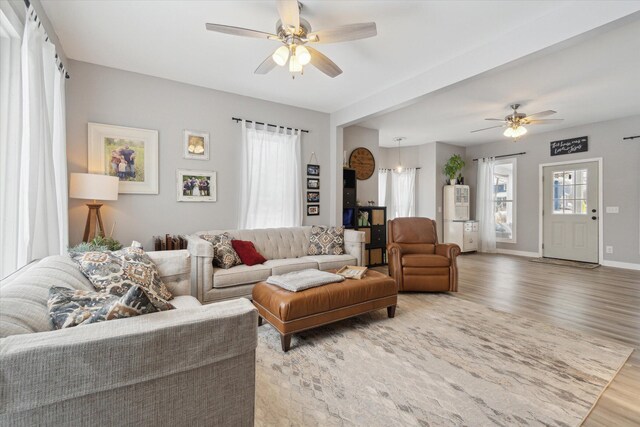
[591,209,596,213]
[591,216,597,220]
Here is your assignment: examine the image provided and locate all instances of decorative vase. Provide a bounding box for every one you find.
[450,178,457,185]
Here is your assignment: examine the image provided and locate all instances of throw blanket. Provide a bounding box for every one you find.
[267,269,344,292]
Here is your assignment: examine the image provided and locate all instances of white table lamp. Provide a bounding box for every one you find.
[69,173,119,242]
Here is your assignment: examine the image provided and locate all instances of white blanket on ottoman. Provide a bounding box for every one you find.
[266,269,344,292]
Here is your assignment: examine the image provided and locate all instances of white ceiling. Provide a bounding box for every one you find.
[42,0,568,113]
[360,14,640,147]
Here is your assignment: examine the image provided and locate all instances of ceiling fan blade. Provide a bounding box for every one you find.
[205,23,278,39]
[484,118,507,122]
[525,110,556,118]
[525,119,564,124]
[307,22,377,43]
[255,55,277,75]
[305,46,342,78]
[276,0,300,32]
[470,125,505,133]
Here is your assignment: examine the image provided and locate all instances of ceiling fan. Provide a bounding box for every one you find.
[471,104,564,140]
[205,0,377,78]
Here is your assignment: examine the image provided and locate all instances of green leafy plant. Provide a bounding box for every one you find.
[443,154,466,183]
[68,236,122,253]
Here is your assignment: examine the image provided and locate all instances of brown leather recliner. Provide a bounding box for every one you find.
[387,217,461,292]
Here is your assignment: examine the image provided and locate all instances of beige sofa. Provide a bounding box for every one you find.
[0,250,257,426]
[186,226,365,304]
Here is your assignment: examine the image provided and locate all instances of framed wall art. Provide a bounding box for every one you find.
[307,191,320,203]
[307,164,320,176]
[88,122,159,194]
[307,178,320,189]
[177,169,217,202]
[307,205,320,216]
[183,129,210,160]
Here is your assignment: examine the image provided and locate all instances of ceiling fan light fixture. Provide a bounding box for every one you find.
[288,53,303,73]
[272,45,290,66]
[503,125,527,139]
[295,45,311,65]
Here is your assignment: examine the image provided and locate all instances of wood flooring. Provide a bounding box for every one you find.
[376,253,640,426]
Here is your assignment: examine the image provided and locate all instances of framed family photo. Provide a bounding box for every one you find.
[307,164,320,176]
[183,129,210,160]
[307,205,319,216]
[307,178,320,189]
[307,191,320,203]
[88,122,159,194]
[177,169,217,202]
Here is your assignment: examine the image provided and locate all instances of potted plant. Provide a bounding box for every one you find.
[443,154,465,185]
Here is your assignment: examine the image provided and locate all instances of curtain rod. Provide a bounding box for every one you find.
[23,0,70,79]
[472,152,526,162]
[378,167,421,171]
[232,117,309,133]
[623,135,640,140]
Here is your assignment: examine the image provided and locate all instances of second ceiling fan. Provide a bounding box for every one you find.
[205,0,377,78]
[471,104,564,140]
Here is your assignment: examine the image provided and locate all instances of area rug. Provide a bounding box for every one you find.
[255,294,632,426]
[530,257,600,269]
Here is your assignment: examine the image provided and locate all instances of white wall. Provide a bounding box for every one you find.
[465,115,640,265]
[343,126,379,205]
[66,60,330,248]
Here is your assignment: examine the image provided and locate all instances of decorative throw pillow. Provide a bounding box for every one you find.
[48,285,158,329]
[200,232,242,269]
[69,247,174,311]
[307,226,345,256]
[231,239,267,266]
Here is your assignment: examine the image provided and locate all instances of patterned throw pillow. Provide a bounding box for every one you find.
[48,285,158,329]
[200,232,242,269]
[307,226,345,256]
[69,247,174,311]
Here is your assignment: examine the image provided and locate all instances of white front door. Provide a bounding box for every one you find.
[542,161,599,263]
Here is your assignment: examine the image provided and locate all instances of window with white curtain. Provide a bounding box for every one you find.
[387,168,416,220]
[238,122,302,229]
[494,158,517,243]
[0,5,68,279]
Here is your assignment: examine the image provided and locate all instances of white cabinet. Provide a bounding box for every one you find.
[444,221,478,253]
[443,185,470,221]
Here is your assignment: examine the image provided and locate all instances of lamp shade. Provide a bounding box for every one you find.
[69,173,119,201]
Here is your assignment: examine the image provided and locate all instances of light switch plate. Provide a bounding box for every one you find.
[606,206,619,214]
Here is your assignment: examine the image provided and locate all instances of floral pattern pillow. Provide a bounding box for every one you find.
[200,232,242,269]
[69,247,174,311]
[48,285,158,329]
[307,226,345,256]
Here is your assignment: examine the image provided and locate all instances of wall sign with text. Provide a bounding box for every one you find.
[550,136,588,156]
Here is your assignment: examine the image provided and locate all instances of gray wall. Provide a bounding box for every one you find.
[66,60,330,248]
[343,126,379,205]
[465,114,640,264]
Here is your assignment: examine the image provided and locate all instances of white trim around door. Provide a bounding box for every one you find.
[538,157,603,263]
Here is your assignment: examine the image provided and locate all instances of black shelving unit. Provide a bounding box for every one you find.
[342,169,387,267]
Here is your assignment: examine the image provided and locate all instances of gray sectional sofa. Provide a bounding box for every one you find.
[0,250,257,426]
[186,226,365,304]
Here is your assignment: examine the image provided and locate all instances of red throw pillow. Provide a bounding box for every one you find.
[231,240,267,266]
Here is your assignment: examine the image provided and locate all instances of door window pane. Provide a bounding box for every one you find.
[552,169,588,215]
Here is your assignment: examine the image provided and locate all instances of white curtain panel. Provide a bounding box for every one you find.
[377,169,388,207]
[239,121,302,229]
[390,168,416,219]
[0,7,67,278]
[476,157,497,253]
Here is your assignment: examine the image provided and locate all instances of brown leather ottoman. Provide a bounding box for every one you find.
[252,270,397,351]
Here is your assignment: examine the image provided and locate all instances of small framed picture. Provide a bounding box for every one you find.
[177,169,217,202]
[307,178,320,189]
[183,130,210,160]
[307,205,320,216]
[307,191,320,203]
[307,164,320,176]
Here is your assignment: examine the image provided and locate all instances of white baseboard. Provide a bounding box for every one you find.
[600,260,640,271]
[495,249,539,258]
